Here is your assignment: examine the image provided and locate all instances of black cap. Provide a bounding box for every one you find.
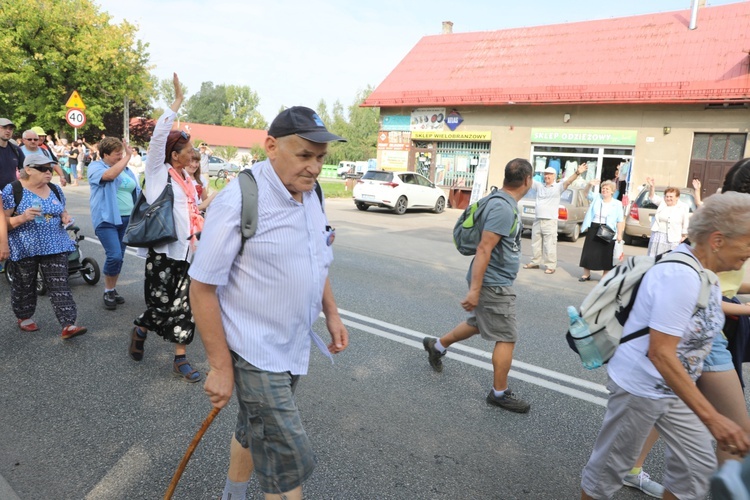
[268,106,346,143]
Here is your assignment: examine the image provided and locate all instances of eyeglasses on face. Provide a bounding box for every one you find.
[24,137,39,141]
[29,165,53,172]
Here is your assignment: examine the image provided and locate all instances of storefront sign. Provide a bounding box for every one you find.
[531,128,637,146]
[377,130,411,151]
[411,130,492,141]
[382,115,411,131]
[410,108,446,131]
[446,110,463,131]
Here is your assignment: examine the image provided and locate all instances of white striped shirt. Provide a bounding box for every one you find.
[188,160,333,374]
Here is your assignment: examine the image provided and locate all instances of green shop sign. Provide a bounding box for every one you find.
[531,128,637,146]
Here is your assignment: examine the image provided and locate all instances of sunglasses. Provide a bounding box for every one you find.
[29,165,54,173]
[24,137,39,141]
[178,131,190,141]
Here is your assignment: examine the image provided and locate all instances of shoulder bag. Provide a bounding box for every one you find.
[122,174,177,248]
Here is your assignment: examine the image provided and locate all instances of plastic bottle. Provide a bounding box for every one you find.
[567,306,603,370]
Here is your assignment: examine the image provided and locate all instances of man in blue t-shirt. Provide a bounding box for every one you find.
[0,118,23,190]
[423,158,534,413]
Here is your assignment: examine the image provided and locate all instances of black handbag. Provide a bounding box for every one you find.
[596,224,616,243]
[122,176,177,248]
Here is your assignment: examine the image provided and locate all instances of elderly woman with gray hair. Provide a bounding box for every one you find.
[578,179,625,281]
[581,191,750,500]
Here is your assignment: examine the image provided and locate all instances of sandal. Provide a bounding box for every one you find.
[173,359,202,383]
[18,318,39,332]
[578,275,591,282]
[523,264,540,269]
[545,269,556,274]
[129,326,147,361]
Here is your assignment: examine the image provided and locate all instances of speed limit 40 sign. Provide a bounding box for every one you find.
[66,108,86,128]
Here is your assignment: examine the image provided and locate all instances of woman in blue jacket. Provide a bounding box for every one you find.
[88,137,140,310]
[578,179,625,281]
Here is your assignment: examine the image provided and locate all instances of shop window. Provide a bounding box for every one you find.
[433,141,490,189]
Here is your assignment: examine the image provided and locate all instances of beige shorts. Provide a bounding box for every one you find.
[466,286,518,342]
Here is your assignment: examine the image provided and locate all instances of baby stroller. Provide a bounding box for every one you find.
[6,225,101,295]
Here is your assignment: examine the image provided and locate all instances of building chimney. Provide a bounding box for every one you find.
[442,21,453,34]
[689,0,706,30]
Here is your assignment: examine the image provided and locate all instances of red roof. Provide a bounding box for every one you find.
[170,121,267,148]
[364,2,750,107]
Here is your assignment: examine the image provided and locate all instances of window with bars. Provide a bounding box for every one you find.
[434,141,491,188]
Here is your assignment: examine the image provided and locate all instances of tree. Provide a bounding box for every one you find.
[214,145,238,162]
[184,82,225,125]
[185,82,266,129]
[251,144,267,162]
[322,90,379,165]
[158,78,188,108]
[0,0,156,135]
[224,85,267,129]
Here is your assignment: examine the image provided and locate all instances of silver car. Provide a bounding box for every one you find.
[518,186,591,242]
[624,185,697,245]
[206,156,239,178]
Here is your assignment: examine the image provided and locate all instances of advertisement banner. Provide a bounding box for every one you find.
[380,150,409,170]
[377,130,411,151]
[469,154,491,204]
[410,108,446,131]
[382,115,411,131]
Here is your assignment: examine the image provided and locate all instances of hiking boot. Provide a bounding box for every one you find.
[623,470,664,498]
[112,289,125,304]
[103,290,117,310]
[62,325,87,340]
[423,337,446,372]
[486,389,531,413]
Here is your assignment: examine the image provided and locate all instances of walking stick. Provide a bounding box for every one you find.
[164,406,221,500]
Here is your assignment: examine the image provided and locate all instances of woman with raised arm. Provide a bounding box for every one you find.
[644,176,691,257]
[128,73,204,383]
[577,179,625,282]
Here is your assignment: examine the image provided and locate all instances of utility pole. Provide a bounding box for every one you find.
[123,96,130,144]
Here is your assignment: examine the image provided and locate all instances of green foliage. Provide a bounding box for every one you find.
[185,82,267,129]
[159,78,188,107]
[239,154,251,166]
[0,0,156,135]
[214,145,238,162]
[250,144,267,162]
[323,87,379,165]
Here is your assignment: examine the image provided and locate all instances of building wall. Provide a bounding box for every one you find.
[379,104,750,202]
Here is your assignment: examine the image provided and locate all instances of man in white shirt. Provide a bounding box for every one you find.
[190,106,349,500]
[198,142,212,171]
[524,163,587,273]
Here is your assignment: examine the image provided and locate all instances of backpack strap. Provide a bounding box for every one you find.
[237,169,324,256]
[488,190,519,236]
[10,143,23,170]
[11,180,62,216]
[657,251,717,312]
[238,169,259,256]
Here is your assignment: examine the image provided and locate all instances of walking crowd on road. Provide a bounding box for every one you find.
[5,73,750,499]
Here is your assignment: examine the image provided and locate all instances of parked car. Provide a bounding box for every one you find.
[518,186,591,242]
[352,170,446,215]
[206,156,239,177]
[624,184,697,244]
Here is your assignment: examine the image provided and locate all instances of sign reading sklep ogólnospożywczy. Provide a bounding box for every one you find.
[531,128,637,146]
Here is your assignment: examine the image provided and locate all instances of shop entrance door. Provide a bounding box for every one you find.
[688,133,746,200]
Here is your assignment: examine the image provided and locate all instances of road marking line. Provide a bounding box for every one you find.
[85,444,151,498]
[335,308,608,406]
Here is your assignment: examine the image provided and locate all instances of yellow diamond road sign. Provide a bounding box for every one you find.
[65,91,86,110]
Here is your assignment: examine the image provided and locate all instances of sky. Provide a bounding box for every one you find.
[95,0,743,123]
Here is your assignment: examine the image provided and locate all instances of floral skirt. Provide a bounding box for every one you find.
[134,249,194,344]
[647,230,677,257]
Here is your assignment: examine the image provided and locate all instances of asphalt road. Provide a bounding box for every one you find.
[1,186,747,499]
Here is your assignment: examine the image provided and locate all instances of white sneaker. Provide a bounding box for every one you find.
[623,470,665,498]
